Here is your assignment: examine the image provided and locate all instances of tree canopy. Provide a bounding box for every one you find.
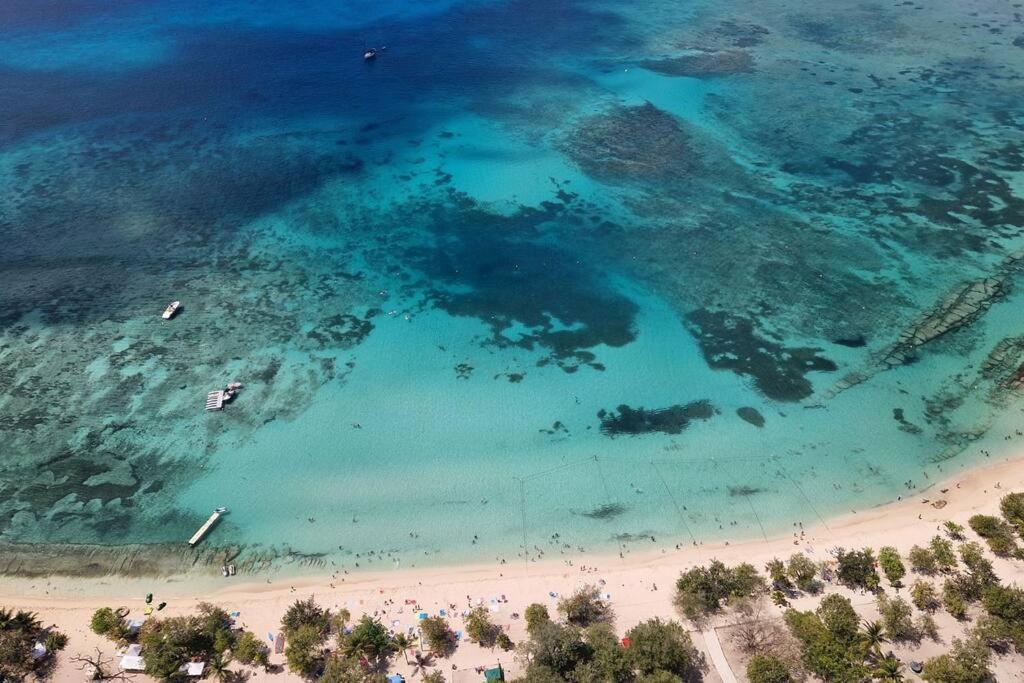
[673,560,764,620]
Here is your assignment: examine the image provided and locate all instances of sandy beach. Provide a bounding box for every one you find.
[5,452,1024,681]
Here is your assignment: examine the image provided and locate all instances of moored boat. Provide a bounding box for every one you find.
[162,301,181,320]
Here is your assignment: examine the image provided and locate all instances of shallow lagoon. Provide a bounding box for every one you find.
[2,0,1024,573]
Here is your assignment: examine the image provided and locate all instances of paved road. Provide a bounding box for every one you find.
[701,627,738,683]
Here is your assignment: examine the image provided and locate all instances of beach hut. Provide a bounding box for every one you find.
[484,665,504,682]
[181,661,206,677]
[120,644,145,672]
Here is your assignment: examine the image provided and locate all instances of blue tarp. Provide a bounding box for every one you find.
[387,675,405,683]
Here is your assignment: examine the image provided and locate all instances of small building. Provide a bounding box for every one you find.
[120,644,145,672]
[181,661,206,677]
[484,665,504,682]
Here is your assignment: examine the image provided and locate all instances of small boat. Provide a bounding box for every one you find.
[228,564,236,576]
[162,301,181,320]
[363,48,377,60]
[145,593,153,604]
[215,506,228,514]
[221,566,229,577]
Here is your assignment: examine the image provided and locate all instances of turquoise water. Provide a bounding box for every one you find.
[2,0,1024,571]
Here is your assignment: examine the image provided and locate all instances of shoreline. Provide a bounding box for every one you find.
[4,450,1022,606]
[4,452,1024,681]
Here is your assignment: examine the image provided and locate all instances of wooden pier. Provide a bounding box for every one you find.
[188,508,226,547]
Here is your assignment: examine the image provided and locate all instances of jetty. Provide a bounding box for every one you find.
[188,507,227,547]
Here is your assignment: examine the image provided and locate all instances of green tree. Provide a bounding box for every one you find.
[421,672,446,683]
[577,623,631,683]
[392,632,415,664]
[942,579,969,620]
[233,631,270,668]
[968,514,1019,556]
[877,595,916,643]
[282,597,331,640]
[673,560,764,621]
[916,613,940,642]
[340,616,393,664]
[873,652,904,682]
[834,548,880,590]
[960,542,999,588]
[921,636,991,683]
[139,616,209,681]
[766,558,790,590]
[524,604,551,635]
[746,654,792,683]
[0,608,65,681]
[786,554,820,593]
[911,580,939,612]
[908,545,938,574]
[979,583,1024,651]
[558,585,614,627]
[330,609,352,635]
[625,618,704,681]
[929,536,957,572]
[285,624,328,677]
[89,607,127,641]
[817,594,860,643]
[521,621,590,679]
[208,653,234,683]
[878,547,906,586]
[465,607,502,648]
[419,616,456,656]
[860,620,887,657]
[943,521,966,540]
[783,605,868,682]
[1000,492,1024,535]
[319,654,387,683]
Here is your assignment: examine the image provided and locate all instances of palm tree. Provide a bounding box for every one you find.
[873,652,904,682]
[393,632,416,664]
[208,653,235,683]
[11,610,41,634]
[861,619,888,658]
[410,650,434,678]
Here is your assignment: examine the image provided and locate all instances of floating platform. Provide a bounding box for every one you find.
[188,507,227,547]
[205,391,225,411]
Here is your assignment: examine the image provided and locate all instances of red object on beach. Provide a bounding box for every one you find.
[621,637,632,648]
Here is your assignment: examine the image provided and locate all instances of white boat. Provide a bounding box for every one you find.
[162,301,181,320]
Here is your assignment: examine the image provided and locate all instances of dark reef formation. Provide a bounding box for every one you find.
[642,50,754,77]
[598,400,716,436]
[736,407,766,427]
[685,310,836,402]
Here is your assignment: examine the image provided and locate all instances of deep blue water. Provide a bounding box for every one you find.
[2,0,1024,572]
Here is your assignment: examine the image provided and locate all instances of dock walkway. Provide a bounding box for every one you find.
[188,509,224,547]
